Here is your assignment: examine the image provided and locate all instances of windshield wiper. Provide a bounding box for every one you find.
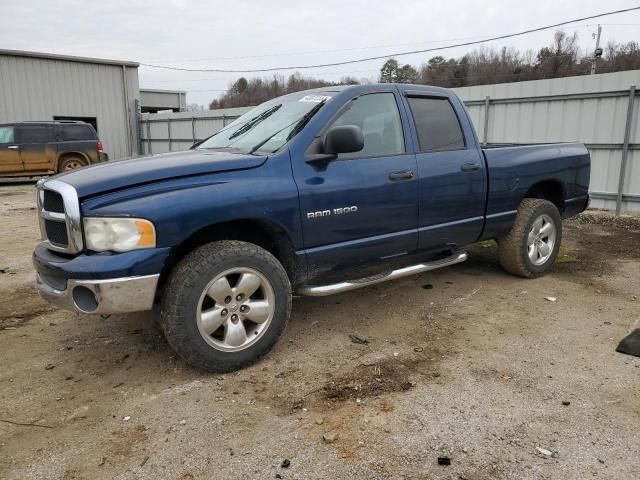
[286,99,327,141]
[227,104,282,141]
[247,100,327,155]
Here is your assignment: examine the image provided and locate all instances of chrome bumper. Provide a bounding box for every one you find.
[36,273,159,314]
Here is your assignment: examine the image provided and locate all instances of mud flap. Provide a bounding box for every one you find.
[616,329,640,358]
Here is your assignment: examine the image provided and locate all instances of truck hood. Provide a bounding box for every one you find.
[55,150,268,198]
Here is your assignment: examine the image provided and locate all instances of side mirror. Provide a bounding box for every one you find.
[324,125,364,155]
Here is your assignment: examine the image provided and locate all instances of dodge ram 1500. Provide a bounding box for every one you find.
[33,83,590,371]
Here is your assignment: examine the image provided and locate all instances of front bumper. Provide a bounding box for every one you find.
[36,272,159,314]
[33,242,171,315]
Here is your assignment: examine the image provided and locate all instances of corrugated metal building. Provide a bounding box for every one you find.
[0,49,141,159]
[140,89,187,113]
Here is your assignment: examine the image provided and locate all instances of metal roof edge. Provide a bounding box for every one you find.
[140,88,187,94]
[0,48,139,67]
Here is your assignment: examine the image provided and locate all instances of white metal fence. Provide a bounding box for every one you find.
[140,70,640,214]
[455,70,639,214]
[140,107,251,154]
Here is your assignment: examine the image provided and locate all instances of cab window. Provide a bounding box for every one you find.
[62,124,96,141]
[328,93,405,159]
[18,125,52,144]
[407,96,465,152]
[0,126,14,144]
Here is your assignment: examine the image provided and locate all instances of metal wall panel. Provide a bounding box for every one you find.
[140,89,186,112]
[453,70,640,213]
[0,53,140,161]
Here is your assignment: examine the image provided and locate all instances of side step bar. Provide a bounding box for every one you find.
[298,251,468,297]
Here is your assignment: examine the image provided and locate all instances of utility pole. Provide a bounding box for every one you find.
[590,24,603,75]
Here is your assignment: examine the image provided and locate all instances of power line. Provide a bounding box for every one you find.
[141,34,506,64]
[141,23,596,65]
[139,6,640,73]
[141,68,381,83]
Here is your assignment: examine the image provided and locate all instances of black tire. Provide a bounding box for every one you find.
[160,240,291,372]
[58,156,87,173]
[498,198,562,278]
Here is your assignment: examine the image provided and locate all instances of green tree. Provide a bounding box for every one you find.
[232,77,248,94]
[380,58,418,83]
[396,64,418,83]
[379,59,399,82]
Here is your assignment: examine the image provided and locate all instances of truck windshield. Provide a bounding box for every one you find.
[196,93,332,154]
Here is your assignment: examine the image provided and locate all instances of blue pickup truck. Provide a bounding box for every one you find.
[33,84,590,371]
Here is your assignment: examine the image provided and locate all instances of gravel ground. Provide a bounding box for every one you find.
[0,183,639,480]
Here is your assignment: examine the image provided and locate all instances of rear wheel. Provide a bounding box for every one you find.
[58,156,86,173]
[160,240,291,372]
[498,198,562,278]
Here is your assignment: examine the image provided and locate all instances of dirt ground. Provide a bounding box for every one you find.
[1,182,639,480]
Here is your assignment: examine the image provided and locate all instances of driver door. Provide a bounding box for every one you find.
[292,91,418,280]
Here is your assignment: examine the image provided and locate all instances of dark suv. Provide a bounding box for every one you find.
[0,121,107,176]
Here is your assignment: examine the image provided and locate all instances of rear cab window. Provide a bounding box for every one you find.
[407,96,465,152]
[0,126,14,144]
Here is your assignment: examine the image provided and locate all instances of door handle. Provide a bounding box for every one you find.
[388,170,414,180]
[461,162,481,172]
[8,145,19,150]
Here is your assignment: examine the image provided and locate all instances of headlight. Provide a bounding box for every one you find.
[84,217,156,252]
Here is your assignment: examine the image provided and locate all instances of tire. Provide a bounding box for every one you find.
[160,240,292,372]
[58,156,87,173]
[498,198,562,278]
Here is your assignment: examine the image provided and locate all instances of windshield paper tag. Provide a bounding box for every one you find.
[299,95,332,103]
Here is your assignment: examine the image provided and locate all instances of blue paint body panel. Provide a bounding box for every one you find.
[480,143,590,239]
[33,243,171,281]
[33,83,590,287]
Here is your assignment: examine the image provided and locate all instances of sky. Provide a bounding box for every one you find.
[1,0,639,106]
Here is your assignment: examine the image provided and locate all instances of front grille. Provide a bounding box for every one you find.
[37,180,82,253]
[45,220,69,246]
[43,190,65,213]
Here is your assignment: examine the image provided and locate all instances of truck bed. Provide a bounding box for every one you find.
[479,142,591,240]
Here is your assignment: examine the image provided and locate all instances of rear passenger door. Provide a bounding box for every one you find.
[0,126,22,174]
[17,125,55,173]
[402,94,486,251]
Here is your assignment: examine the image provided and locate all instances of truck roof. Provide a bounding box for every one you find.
[298,83,453,96]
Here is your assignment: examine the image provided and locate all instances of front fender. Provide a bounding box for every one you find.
[79,153,304,251]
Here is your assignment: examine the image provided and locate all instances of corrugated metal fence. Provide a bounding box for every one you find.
[140,70,640,214]
[455,70,639,214]
[140,107,251,154]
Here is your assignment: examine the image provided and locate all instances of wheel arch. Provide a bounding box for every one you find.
[159,218,300,290]
[522,179,565,213]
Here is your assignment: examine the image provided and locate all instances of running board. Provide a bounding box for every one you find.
[298,251,468,297]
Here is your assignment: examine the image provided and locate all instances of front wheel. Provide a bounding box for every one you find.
[498,198,562,278]
[160,240,292,372]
